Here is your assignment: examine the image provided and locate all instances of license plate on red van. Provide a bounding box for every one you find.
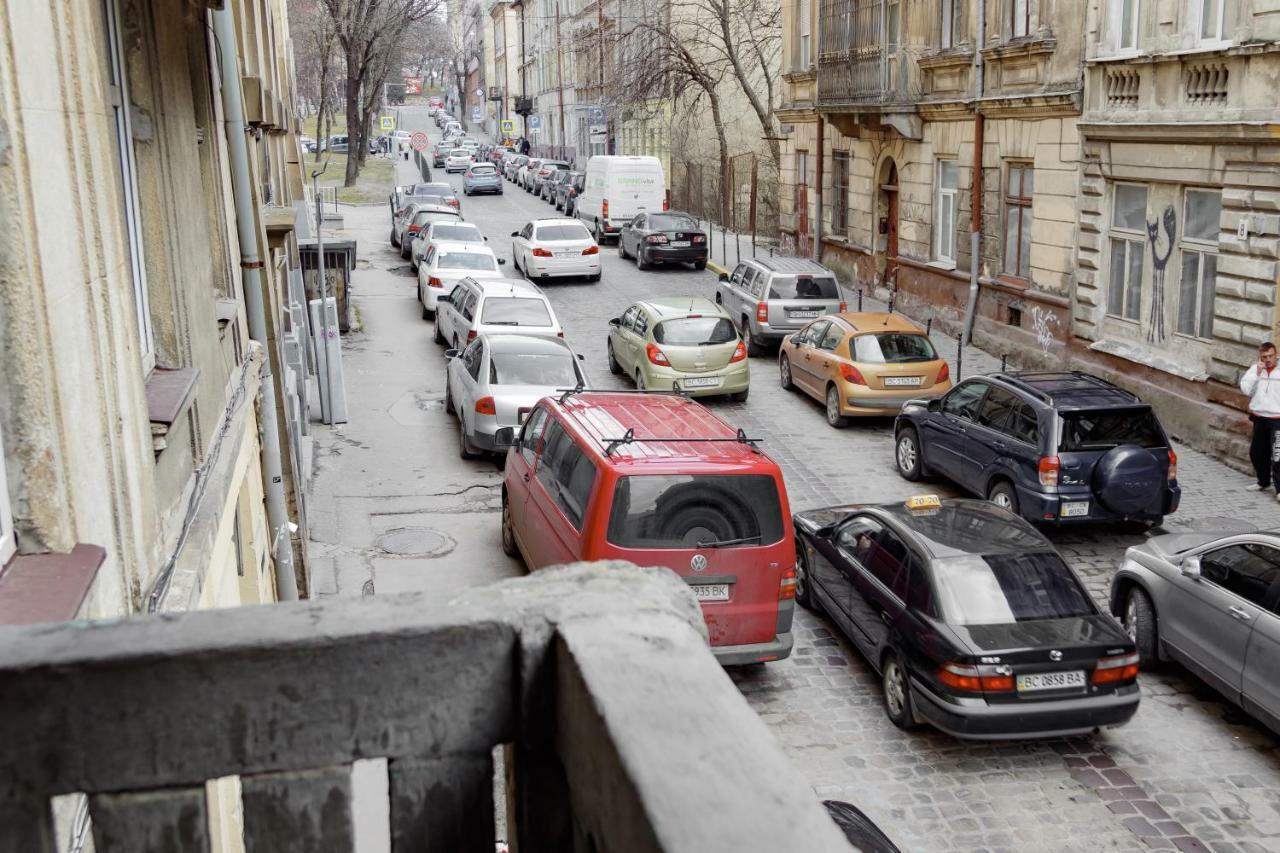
[690,583,730,602]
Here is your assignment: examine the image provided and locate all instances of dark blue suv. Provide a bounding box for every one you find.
[893,372,1180,526]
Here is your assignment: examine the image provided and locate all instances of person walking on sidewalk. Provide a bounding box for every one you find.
[1241,341,1280,499]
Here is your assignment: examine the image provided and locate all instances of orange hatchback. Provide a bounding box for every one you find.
[779,313,952,427]
[499,390,796,665]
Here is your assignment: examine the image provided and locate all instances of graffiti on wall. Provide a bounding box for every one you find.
[1146,205,1177,343]
[1029,306,1059,354]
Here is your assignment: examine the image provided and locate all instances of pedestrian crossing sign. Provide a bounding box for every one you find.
[500,119,515,135]
[379,116,395,131]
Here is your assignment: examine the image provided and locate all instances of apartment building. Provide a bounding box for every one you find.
[488,0,523,139]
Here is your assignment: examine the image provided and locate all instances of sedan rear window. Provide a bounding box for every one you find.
[1057,408,1165,452]
[653,317,736,346]
[450,149,469,156]
[480,297,552,327]
[767,275,840,300]
[430,224,483,242]
[931,552,1096,625]
[852,333,937,363]
[535,225,592,241]
[490,352,579,386]
[439,253,498,272]
[606,475,784,549]
[649,214,698,231]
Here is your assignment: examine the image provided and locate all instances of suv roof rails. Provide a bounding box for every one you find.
[600,427,763,457]
[1000,371,1141,406]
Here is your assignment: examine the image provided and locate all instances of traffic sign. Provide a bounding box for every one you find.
[379,115,395,131]
[472,107,482,122]
[410,131,429,152]
[500,119,515,135]
[527,115,541,130]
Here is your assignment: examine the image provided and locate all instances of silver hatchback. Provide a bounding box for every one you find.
[1110,528,1280,734]
[715,257,845,356]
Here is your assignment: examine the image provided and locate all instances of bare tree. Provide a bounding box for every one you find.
[290,0,341,161]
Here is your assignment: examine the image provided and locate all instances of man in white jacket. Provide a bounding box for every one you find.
[1240,341,1280,498]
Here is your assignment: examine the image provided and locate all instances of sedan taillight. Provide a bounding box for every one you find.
[839,363,867,386]
[474,396,497,415]
[428,277,443,288]
[646,343,669,366]
[582,245,599,255]
[692,234,705,243]
[447,199,459,208]
[938,662,1014,693]
[466,330,477,343]
[532,247,553,257]
[1092,653,1140,685]
[646,235,668,244]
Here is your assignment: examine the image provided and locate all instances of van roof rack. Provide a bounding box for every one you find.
[601,427,762,457]
[555,386,687,404]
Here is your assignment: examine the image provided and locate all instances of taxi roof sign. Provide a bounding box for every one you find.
[905,495,942,511]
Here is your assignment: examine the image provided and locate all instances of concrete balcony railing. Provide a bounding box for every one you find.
[0,563,852,853]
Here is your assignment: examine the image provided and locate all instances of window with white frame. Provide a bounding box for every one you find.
[798,0,811,69]
[1177,189,1221,339]
[102,0,154,367]
[1196,0,1225,43]
[1003,163,1034,280]
[1116,0,1140,51]
[795,150,809,218]
[1011,0,1032,38]
[934,160,959,264]
[0,425,14,566]
[1107,183,1148,322]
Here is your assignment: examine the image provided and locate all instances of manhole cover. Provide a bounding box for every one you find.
[377,527,455,558]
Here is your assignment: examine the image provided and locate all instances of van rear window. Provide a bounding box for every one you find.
[1057,408,1165,452]
[768,275,839,300]
[606,475,783,549]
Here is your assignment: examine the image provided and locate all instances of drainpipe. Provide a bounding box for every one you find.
[961,0,986,344]
[813,115,824,262]
[211,7,299,602]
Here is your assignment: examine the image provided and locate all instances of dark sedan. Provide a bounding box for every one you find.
[793,495,1140,740]
[560,171,585,216]
[617,211,708,271]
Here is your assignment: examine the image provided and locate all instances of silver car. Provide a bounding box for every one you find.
[715,257,845,356]
[444,334,586,458]
[1110,528,1280,734]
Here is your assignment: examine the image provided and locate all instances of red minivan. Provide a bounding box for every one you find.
[499,391,796,665]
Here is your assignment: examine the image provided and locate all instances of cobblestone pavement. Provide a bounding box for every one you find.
[323,127,1280,852]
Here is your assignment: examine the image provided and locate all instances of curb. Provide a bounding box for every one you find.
[706,260,730,276]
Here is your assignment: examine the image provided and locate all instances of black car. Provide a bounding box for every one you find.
[894,372,1180,527]
[617,211,708,271]
[545,169,574,206]
[793,496,1140,739]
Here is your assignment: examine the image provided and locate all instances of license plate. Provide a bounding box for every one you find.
[883,376,923,387]
[555,251,577,258]
[690,583,729,602]
[1061,501,1090,518]
[683,376,721,388]
[790,310,819,319]
[670,240,691,248]
[1017,670,1085,692]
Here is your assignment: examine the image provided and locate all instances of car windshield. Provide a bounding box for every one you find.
[607,474,784,549]
[430,224,483,242]
[653,317,736,346]
[489,352,579,386]
[439,253,498,272]
[535,225,592,241]
[1057,408,1165,452]
[768,275,840,300]
[931,552,1096,625]
[649,214,698,231]
[480,297,552,326]
[852,333,937,363]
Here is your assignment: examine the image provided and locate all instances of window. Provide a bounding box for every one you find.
[1007,403,1039,445]
[1011,0,1031,37]
[818,324,844,351]
[653,317,737,346]
[795,150,809,220]
[934,160,959,264]
[1003,164,1034,280]
[798,321,830,348]
[606,474,784,549]
[1201,544,1280,610]
[797,0,811,69]
[480,297,553,327]
[976,388,1020,433]
[519,407,549,467]
[1056,408,1166,452]
[1197,0,1225,42]
[932,552,1096,625]
[941,0,959,48]
[942,381,988,420]
[851,333,938,364]
[462,339,484,380]
[536,423,596,530]
[767,275,839,300]
[490,351,580,387]
[1107,183,1148,321]
[103,0,153,366]
[841,519,910,598]
[0,423,14,566]
[1177,189,1221,339]
[1117,0,1140,51]
[832,152,850,234]
[905,563,935,616]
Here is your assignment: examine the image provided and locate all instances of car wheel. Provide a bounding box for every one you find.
[607,341,622,375]
[794,539,815,610]
[444,375,455,415]
[511,248,519,273]
[401,241,410,260]
[635,370,646,391]
[419,287,430,320]
[589,272,601,283]
[742,321,763,357]
[882,653,917,731]
[825,385,848,429]
[501,492,520,559]
[1124,587,1159,667]
[988,480,1020,516]
[390,228,398,247]
[433,320,445,346]
[895,427,924,481]
[729,388,749,403]
[636,250,650,271]
[594,220,604,244]
[779,356,795,391]
[458,418,481,459]
[618,238,629,259]
[693,261,706,271]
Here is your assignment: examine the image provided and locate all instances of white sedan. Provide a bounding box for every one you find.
[417,241,508,318]
[444,148,474,173]
[510,218,601,283]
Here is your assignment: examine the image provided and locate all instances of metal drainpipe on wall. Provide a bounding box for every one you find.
[962,0,987,344]
[210,6,300,602]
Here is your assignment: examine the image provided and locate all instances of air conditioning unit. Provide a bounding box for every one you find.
[514,96,533,115]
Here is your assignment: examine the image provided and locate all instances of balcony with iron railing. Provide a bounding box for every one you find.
[0,563,852,853]
[815,0,924,136]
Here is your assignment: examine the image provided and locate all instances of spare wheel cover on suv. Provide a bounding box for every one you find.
[1091,445,1163,515]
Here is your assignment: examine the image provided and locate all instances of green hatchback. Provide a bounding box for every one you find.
[606,297,750,401]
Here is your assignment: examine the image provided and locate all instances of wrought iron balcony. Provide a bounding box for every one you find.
[815,0,921,118]
[0,563,852,853]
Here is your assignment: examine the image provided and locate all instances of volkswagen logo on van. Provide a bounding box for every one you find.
[1049,650,1063,662]
[690,554,708,572]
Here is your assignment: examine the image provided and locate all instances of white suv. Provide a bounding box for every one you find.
[434,278,563,349]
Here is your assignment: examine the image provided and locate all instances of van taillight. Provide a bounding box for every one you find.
[663,192,670,212]
[779,565,797,601]
[467,330,477,343]
[756,303,768,323]
[1038,456,1060,488]
[1167,449,1178,482]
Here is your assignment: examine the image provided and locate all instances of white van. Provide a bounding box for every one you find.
[576,156,666,244]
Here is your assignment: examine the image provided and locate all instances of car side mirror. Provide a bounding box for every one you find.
[718,273,729,282]
[438,295,451,304]
[510,231,519,237]
[498,258,507,265]
[443,348,460,360]
[1181,556,1202,580]
[577,353,586,361]
[927,398,943,413]
[494,426,518,448]
[608,317,621,327]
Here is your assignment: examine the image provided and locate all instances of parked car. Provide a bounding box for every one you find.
[417,241,507,318]
[504,154,529,182]
[543,168,573,205]
[463,162,504,196]
[411,220,488,269]
[391,199,453,248]
[444,334,588,458]
[532,161,570,198]
[300,136,317,154]
[716,257,845,355]
[517,157,543,190]
[327,134,350,153]
[780,313,951,428]
[617,211,708,271]
[794,494,1141,738]
[553,170,582,212]
[498,390,797,665]
[445,148,474,173]
[894,372,1181,526]
[1110,528,1280,734]
[435,278,562,350]
[576,155,667,244]
[443,121,462,138]
[391,182,459,222]
[510,218,601,282]
[398,204,463,259]
[607,298,749,401]
[432,141,451,168]
[490,145,515,165]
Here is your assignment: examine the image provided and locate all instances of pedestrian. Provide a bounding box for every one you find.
[1240,341,1280,499]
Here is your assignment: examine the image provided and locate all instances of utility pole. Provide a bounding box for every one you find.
[555,1,567,156]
